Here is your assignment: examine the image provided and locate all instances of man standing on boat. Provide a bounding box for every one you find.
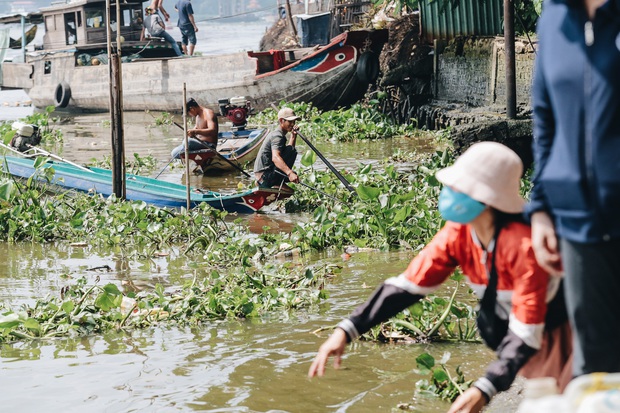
[253,107,301,191]
[175,0,198,56]
[141,7,183,57]
[171,98,219,159]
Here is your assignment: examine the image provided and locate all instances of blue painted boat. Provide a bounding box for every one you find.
[1,155,293,213]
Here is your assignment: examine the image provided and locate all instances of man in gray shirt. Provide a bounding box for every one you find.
[254,107,301,191]
[141,6,182,56]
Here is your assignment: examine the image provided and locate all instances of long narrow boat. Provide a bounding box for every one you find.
[177,128,268,174]
[1,155,293,212]
[0,0,388,112]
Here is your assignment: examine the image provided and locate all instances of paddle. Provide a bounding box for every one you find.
[295,130,356,194]
[152,157,176,180]
[0,142,91,172]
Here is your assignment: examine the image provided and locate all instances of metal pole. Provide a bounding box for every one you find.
[305,0,309,15]
[183,84,190,210]
[20,15,26,63]
[504,0,517,119]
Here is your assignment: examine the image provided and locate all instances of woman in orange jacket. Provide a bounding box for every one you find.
[308,142,572,413]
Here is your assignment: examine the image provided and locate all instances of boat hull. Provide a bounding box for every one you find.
[1,30,387,112]
[1,156,293,213]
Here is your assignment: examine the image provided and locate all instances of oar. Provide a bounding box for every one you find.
[152,157,176,180]
[295,130,356,194]
[0,142,91,172]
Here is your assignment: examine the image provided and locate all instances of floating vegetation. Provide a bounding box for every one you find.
[286,149,453,251]
[248,101,419,141]
[87,152,159,175]
[0,106,63,145]
[0,261,339,344]
[362,276,479,344]
[414,352,473,402]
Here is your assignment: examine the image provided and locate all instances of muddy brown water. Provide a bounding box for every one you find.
[0,113,522,412]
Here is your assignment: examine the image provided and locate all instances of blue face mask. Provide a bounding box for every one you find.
[438,186,486,223]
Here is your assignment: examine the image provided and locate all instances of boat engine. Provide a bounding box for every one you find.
[218,96,251,130]
[9,122,41,152]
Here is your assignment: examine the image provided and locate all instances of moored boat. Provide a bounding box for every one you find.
[1,155,293,212]
[0,0,388,112]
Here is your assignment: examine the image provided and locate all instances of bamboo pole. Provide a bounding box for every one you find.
[107,0,126,199]
[183,84,190,211]
[285,0,297,37]
[504,0,516,119]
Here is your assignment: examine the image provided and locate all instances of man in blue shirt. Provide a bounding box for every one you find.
[175,0,198,56]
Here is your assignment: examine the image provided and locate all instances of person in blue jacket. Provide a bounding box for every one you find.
[528,0,620,378]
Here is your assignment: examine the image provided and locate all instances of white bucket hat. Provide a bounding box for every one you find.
[277,107,301,121]
[435,141,525,213]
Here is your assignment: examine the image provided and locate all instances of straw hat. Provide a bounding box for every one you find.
[277,107,301,121]
[435,141,525,213]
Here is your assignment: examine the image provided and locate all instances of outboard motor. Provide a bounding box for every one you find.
[218,96,251,130]
[9,122,41,152]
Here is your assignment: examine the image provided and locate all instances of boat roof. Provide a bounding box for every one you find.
[39,0,141,13]
[0,11,43,25]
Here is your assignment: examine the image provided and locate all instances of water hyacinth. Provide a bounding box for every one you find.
[0,261,338,344]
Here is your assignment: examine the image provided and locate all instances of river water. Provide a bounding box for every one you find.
[0,111,524,412]
[0,19,522,412]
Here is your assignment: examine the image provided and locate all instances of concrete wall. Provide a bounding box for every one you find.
[434,37,536,110]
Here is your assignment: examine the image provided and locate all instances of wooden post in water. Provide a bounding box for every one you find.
[504,0,517,119]
[106,0,126,198]
[182,84,190,211]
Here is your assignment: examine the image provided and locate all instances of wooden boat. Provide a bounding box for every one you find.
[176,128,268,175]
[1,155,293,212]
[0,0,387,112]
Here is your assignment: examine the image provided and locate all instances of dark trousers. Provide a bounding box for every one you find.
[258,146,297,188]
[561,238,620,377]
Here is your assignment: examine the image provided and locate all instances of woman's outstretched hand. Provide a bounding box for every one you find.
[308,328,348,377]
[447,387,487,413]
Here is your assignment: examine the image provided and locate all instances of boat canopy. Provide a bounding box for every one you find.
[37,0,144,50]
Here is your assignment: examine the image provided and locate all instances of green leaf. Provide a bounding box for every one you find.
[416,352,435,370]
[0,181,15,202]
[356,185,381,200]
[23,318,41,332]
[61,301,75,314]
[0,313,21,329]
[300,149,316,167]
[433,369,449,382]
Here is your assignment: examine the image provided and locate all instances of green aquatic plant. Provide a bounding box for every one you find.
[287,149,453,250]
[364,276,479,343]
[414,352,473,402]
[0,106,63,145]
[248,101,417,141]
[87,152,159,175]
[0,261,337,344]
[148,111,176,127]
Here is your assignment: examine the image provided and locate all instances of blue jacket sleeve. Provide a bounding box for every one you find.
[526,51,555,218]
